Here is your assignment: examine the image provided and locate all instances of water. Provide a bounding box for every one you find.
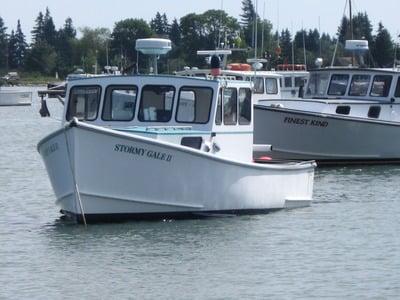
[1,89,399,299]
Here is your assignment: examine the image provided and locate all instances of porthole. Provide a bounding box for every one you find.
[368,106,381,118]
[336,106,351,115]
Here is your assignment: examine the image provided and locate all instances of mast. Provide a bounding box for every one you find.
[261,1,265,56]
[254,0,258,59]
[349,0,355,65]
[349,0,353,40]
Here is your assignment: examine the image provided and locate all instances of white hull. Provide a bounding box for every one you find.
[38,121,315,222]
[254,105,400,163]
[0,91,32,106]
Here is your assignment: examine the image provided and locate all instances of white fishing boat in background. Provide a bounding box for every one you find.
[254,40,400,164]
[275,64,309,99]
[37,39,315,223]
[0,87,32,106]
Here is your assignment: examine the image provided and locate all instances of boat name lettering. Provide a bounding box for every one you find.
[114,144,172,162]
[43,142,59,157]
[284,117,328,128]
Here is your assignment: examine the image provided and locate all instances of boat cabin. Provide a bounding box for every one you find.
[63,75,254,161]
[305,68,400,102]
[257,67,400,122]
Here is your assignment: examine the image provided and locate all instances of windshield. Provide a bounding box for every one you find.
[306,73,330,98]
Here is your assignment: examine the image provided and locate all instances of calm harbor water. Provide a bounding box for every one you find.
[1,89,399,299]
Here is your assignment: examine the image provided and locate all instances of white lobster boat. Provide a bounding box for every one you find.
[254,65,400,164]
[0,88,32,106]
[37,74,315,223]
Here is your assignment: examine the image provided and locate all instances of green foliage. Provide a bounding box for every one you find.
[111,18,152,72]
[25,41,56,74]
[1,6,398,77]
[338,12,373,44]
[371,22,394,67]
[75,27,111,73]
[0,17,8,69]
[240,0,256,47]
[150,12,170,36]
[7,20,27,70]
[180,10,241,67]
[54,18,78,76]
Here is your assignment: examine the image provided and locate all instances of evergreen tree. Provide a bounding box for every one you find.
[14,20,27,68]
[150,12,170,36]
[240,0,256,47]
[62,17,76,39]
[55,18,77,76]
[279,29,292,63]
[111,19,152,71]
[7,30,18,69]
[43,7,56,46]
[169,18,181,47]
[31,12,45,44]
[240,0,255,27]
[372,22,394,67]
[338,12,373,44]
[0,17,8,69]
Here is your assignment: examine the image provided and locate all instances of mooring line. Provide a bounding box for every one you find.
[63,124,87,226]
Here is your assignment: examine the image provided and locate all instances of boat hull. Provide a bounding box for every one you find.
[38,121,315,222]
[0,91,32,106]
[254,105,400,164]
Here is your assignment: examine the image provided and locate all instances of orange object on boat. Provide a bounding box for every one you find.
[227,63,252,71]
[277,64,306,71]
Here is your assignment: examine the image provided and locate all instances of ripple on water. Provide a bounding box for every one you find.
[0,94,399,299]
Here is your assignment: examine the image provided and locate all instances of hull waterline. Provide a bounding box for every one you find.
[38,120,315,223]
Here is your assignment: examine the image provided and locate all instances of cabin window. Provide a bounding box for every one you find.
[395,77,400,97]
[138,85,175,122]
[223,88,237,125]
[349,75,371,96]
[279,78,283,88]
[252,77,264,94]
[295,77,304,87]
[176,87,213,124]
[370,75,392,97]
[284,76,292,88]
[265,78,278,94]
[238,88,251,125]
[368,106,381,118]
[336,106,351,115]
[215,89,222,125]
[328,74,349,96]
[67,86,101,121]
[102,86,138,121]
[306,73,330,97]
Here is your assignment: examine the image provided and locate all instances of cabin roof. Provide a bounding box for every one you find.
[309,67,400,75]
[222,70,282,78]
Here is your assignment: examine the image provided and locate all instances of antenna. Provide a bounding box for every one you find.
[254,0,258,59]
[331,0,349,66]
[261,1,265,57]
[394,33,400,69]
[291,22,295,70]
[276,0,280,47]
[318,16,322,57]
[217,0,224,49]
[302,22,307,70]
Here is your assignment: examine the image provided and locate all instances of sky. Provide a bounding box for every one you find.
[1,0,399,43]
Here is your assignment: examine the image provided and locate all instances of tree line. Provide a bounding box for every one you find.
[0,0,398,78]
